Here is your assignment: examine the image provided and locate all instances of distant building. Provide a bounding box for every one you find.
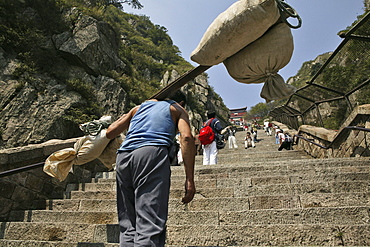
[229,107,247,125]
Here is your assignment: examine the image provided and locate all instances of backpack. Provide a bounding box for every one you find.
[199,118,215,145]
[215,133,226,149]
[285,134,293,143]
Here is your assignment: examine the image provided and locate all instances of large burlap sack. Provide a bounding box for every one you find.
[223,23,296,102]
[73,129,111,165]
[44,129,112,181]
[98,134,125,170]
[190,0,280,66]
[43,148,76,182]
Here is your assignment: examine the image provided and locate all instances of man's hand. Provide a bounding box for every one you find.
[182,178,195,204]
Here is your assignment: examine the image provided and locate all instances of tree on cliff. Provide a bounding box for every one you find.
[79,0,143,9]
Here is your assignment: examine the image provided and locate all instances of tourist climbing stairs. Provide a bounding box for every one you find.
[1,130,370,246]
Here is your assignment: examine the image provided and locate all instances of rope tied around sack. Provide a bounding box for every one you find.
[265,71,278,77]
[79,120,111,136]
[275,0,302,29]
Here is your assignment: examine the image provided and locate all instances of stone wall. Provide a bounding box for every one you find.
[293,104,370,158]
[0,138,107,221]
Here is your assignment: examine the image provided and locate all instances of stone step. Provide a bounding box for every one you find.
[176,157,370,175]
[173,163,370,181]
[9,211,118,224]
[234,181,369,197]
[166,224,370,246]
[216,150,312,163]
[176,206,370,226]
[7,206,370,226]
[0,240,120,247]
[195,154,310,166]
[212,147,309,156]
[91,157,370,183]
[177,157,370,175]
[74,170,370,192]
[45,192,370,212]
[2,221,370,246]
[0,222,119,243]
[68,180,369,200]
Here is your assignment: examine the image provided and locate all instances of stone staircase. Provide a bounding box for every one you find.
[1,130,370,246]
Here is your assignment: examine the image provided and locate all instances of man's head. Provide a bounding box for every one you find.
[168,90,187,107]
[207,111,216,119]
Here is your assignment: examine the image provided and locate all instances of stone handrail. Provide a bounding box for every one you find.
[0,136,106,221]
[293,104,370,158]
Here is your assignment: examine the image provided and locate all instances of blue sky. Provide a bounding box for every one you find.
[128,0,365,110]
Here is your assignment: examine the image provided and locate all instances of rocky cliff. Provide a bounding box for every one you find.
[0,1,229,149]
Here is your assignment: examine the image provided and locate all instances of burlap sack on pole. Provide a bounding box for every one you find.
[44,129,112,181]
[223,23,296,102]
[190,0,280,66]
[98,134,124,170]
[73,129,111,165]
[43,148,77,182]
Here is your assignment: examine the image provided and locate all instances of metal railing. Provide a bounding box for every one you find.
[0,162,44,179]
[294,126,370,150]
[270,12,370,131]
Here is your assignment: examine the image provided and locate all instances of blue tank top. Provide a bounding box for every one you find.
[118,100,176,152]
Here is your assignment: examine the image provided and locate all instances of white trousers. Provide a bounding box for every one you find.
[203,141,218,165]
[228,136,238,149]
[245,139,255,148]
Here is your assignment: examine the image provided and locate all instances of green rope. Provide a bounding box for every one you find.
[275,0,302,29]
[79,120,110,136]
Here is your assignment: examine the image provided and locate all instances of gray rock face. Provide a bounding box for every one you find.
[0,78,82,147]
[53,15,126,76]
[0,8,228,149]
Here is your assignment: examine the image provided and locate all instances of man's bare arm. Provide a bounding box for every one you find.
[106,106,139,139]
[174,105,196,204]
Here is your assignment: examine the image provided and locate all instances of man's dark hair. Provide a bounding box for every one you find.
[207,111,216,119]
[168,90,187,107]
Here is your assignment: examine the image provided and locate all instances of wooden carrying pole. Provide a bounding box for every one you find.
[150,65,211,100]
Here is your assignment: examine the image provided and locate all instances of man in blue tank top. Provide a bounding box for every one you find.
[106,92,195,247]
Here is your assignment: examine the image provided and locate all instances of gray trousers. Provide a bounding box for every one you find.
[116,146,171,247]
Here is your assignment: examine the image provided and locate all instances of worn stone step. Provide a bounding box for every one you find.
[234,180,369,197]
[91,158,370,184]
[45,199,117,212]
[2,221,370,246]
[218,149,310,158]
[0,240,120,247]
[8,210,118,224]
[8,206,370,226]
[172,206,370,225]
[46,191,370,212]
[75,170,370,193]
[68,179,369,200]
[166,224,370,246]
[216,151,312,164]
[171,157,370,177]
[172,192,370,211]
[69,187,235,200]
[0,222,119,243]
